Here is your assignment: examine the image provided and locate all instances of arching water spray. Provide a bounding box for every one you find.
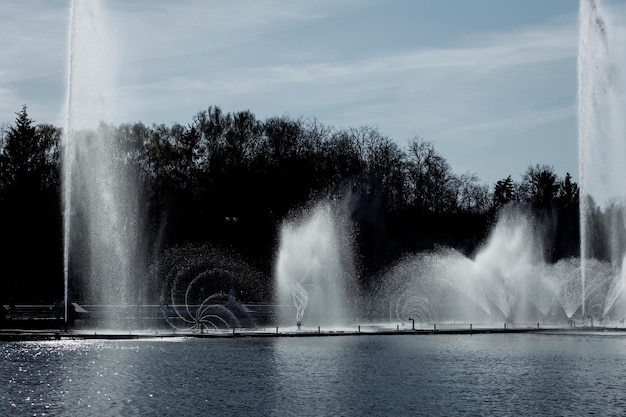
[275,201,355,328]
[382,206,625,326]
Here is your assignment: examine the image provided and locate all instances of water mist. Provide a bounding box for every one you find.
[579,0,626,319]
[275,201,356,329]
[63,0,144,327]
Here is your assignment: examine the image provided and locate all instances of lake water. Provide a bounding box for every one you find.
[2,332,626,416]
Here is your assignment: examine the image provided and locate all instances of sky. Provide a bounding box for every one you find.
[1,0,614,187]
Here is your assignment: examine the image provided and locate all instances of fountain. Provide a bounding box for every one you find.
[579,0,626,321]
[156,243,271,331]
[63,0,145,327]
[53,0,626,334]
[275,200,357,329]
[265,0,626,332]
[360,0,626,328]
[380,206,626,327]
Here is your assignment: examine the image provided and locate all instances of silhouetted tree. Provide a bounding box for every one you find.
[519,164,559,209]
[0,106,62,302]
[1,104,587,301]
[452,172,490,214]
[351,126,405,211]
[558,172,579,208]
[319,128,362,192]
[405,138,455,213]
[493,175,516,209]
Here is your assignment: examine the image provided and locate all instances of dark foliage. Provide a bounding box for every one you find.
[0,106,62,303]
[0,105,581,302]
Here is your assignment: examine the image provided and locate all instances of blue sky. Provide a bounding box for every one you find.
[1,1,598,186]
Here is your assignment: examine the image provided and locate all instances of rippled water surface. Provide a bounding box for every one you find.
[2,333,626,416]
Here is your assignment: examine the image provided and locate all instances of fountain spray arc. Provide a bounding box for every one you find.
[275,200,357,329]
[63,0,144,326]
[579,0,626,320]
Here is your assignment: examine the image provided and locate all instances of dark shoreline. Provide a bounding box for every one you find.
[2,325,625,342]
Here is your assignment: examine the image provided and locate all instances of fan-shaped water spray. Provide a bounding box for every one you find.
[384,207,623,326]
[275,201,356,328]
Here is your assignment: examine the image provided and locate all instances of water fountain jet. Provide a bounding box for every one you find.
[63,0,145,328]
[579,0,626,321]
[275,200,356,329]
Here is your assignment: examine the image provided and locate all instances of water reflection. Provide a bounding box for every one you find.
[2,335,626,416]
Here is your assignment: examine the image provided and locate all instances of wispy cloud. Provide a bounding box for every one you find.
[134,14,577,132]
[120,16,577,101]
[112,0,381,64]
[1,0,580,185]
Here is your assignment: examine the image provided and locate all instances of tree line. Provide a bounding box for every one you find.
[0,105,582,303]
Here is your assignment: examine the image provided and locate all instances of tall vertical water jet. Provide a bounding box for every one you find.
[275,201,356,328]
[63,0,144,327]
[579,0,626,319]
